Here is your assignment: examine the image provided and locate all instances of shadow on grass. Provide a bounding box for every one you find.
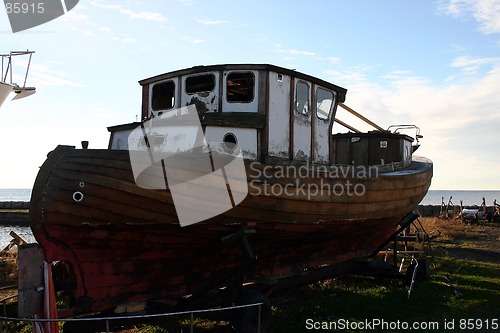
[269,254,500,333]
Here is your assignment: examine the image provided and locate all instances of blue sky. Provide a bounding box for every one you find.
[0,0,499,190]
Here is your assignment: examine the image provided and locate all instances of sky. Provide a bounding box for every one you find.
[0,0,499,190]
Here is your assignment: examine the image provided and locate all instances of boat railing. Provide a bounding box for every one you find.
[387,124,423,142]
[1,50,35,86]
[0,293,264,333]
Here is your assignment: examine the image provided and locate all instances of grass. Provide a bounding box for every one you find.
[270,257,499,332]
[268,217,500,333]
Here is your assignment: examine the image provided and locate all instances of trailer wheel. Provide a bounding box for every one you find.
[235,291,272,333]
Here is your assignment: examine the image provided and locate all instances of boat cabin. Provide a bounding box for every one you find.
[108,64,414,167]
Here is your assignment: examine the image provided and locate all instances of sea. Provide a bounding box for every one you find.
[0,188,499,248]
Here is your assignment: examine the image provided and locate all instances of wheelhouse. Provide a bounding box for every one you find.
[108,64,348,165]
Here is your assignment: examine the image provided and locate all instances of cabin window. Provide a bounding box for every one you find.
[316,87,334,120]
[152,81,175,110]
[227,72,255,103]
[295,80,310,116]
[186,74,216,94]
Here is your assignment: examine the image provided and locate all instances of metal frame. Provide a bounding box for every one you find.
[0,296,264,333]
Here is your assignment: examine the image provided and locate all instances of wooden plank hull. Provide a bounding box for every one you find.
[30,145,432,314]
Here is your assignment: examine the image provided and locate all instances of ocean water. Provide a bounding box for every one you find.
[0,189,33,247]
[0,188,31,201]
[420,190,500,206]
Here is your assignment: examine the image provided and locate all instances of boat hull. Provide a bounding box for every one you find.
[0,82,13,108]
[30,145,432,314]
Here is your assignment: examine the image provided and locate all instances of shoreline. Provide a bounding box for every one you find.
[0,201,498,226]
[0,201,29,226]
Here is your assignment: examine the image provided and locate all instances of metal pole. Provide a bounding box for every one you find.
[257,304,262,333]
[23,52,33,87]
[190,312,194,333]
[105,319,110,333]
[3,57,10,83]
[9,53,12,85]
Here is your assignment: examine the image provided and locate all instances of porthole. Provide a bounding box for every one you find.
[222,132,238,152]
[73,191,84,203]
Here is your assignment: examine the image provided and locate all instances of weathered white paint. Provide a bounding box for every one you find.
[404,139,412,163]
[0,82,13,108]
[293,79,311,161]
[149,77,179,117]
[267,71,290,158]
[221,70,259,113]
[204,126,258,160]
[314,87,336,164]
[181,72,220,113]
[110,129,133,150]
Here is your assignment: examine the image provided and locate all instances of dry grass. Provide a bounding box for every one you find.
[419,216,500,253]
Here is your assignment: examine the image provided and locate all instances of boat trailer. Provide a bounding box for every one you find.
[3,211,435,333]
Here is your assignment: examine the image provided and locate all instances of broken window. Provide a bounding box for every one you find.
[295,80,310,116]
[186,74,216,94]
[316,87,334,120]
[227,72,255,103]
[152,80,175,110]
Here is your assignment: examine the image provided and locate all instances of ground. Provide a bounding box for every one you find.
[0,217,499,332]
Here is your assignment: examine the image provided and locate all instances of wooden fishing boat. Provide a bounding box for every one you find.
[29,64,432,317]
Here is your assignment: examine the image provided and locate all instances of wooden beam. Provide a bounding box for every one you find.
[334,117,361,133]
[338,103,386,132]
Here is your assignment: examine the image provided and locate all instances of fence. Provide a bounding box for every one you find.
[0,293,264,333]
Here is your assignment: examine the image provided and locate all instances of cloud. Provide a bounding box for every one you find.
[2,57,84,89]
[198,19,230,25]
[326,57,500,189]
[450,55,500,73]
[182,0,195,6]
[251,34,269,42]
[113,34,137,44]
[29,63,86,88]
[438,0,500,34]
[181,36,204,44]
[63,10,88,21]
[289,49,316,56]
[91,1,166,22]
[325,66,374,88]
[326,57,342,65]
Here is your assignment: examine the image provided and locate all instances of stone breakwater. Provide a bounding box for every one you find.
[417,204,498,218]
[0,201,29,226]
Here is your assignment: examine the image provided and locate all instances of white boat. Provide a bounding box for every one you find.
[0,50,36,108]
